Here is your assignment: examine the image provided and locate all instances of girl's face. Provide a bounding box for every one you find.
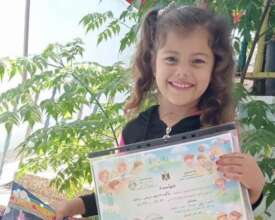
[155,28,214,110]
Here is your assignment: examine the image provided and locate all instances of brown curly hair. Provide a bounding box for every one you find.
[125,5,235,126]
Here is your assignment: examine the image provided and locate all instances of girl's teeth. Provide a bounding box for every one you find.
[171,82,192,88]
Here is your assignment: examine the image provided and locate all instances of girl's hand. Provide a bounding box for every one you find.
[55,205,68,220]
[55,210,79,220]
[54,198,86,220]
[55,203,78,220]
[216,152,265,204]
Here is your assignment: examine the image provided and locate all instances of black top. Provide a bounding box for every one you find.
[80,105,262,217]
[122,105,201,143]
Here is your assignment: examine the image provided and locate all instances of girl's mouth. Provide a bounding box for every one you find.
[168,81,194,89]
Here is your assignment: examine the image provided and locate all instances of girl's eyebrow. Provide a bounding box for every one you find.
[162,50,179,55]
[191,52,210,57]
[162,50,210,57]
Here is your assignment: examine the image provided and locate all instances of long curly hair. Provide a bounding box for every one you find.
[125,4,235,126]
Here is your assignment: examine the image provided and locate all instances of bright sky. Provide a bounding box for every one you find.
[0,0,25,57]
[0,0,132,61]
[0,0,133,152]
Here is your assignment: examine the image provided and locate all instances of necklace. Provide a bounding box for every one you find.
[159,111,178,139]
[163,126,172,139]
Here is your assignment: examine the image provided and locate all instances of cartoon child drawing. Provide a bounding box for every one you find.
[107,178,129,194]
[215,177,226,192]
[183,154,195,167]
[98,169,110,184]
[130,160,144,175]
[98,169,114,194]
[229,210,242,220]
[198,144,207,152]
[116,161,128,177]
[210,145,224,161]
[102,161,129,194]
[108,180,121,191]
[217,212,228,220]
[198,144,209,160]
[196,154,214,175]
[197,154,207,165]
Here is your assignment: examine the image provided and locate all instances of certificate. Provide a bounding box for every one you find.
[90,123,253,220]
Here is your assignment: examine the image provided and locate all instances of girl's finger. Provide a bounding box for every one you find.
[219,152,244,159]
[217,165,243,174]
[216,157,243,166]
[223,172,242,181]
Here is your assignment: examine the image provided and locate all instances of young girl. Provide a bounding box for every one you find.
[56,4,265,219]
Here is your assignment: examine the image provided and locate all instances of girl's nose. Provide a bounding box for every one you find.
[176,63,191,78]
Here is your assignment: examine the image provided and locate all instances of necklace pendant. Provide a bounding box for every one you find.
[163,127,172,139]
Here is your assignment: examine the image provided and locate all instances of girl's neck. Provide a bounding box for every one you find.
[158,100,199,128]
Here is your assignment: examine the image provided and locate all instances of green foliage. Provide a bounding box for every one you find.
[80,0,274,55]
[0,111,20,132]
[236,83,275,212]
[19,103,125,196]
[80,11,114,34]
[19,103,42,128]
[0,39,130,196]
[265,179,275,211]
[0,61,5,80]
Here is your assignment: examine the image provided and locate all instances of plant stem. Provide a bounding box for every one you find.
[240,0,273,84]
[71,73,119,147]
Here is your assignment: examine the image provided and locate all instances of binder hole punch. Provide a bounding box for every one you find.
[181,136,187,140]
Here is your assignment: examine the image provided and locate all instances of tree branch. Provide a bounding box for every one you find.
[240,0,273,84]
[71,72,119,147]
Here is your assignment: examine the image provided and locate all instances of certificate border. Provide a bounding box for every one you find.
[89,122,236,159]
[90,122,254,220]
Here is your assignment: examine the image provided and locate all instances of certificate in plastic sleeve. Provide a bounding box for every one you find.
[89,123,254,220]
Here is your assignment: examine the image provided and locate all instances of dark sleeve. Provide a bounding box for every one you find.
[122,118,147,145]
[79,193,98,217]
[252,192,263,210]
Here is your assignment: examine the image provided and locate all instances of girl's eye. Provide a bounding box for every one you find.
[192,59,206,64]
[165,57,177,64]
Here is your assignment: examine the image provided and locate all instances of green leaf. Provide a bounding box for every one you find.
[19,103,42,127]
[233,83,249,103]
[40,99,60,121]
[258,158,275,180]
[265,181,275,210]
[0,61,5,80]
[79,11,114,34]
[0,111,20,132]
[119,25,137,52]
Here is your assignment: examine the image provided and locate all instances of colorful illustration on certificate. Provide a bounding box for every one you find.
[92,132,250,220]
